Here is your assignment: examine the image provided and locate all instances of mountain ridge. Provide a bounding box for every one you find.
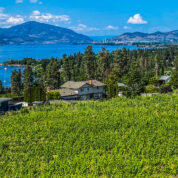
[111,30,178,43]
[0,21,92,45]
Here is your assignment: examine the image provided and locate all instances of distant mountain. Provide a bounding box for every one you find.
[0,21,92,45]
[110,30,178,43]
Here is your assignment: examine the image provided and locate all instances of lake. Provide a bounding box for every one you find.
[0,44,137,87]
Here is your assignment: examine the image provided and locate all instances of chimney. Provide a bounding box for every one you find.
[89,80,92,85]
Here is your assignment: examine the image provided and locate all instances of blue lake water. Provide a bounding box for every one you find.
[0,44,137,87]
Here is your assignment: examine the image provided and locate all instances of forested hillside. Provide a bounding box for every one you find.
[0,94,177,177]
[3,46,178,98]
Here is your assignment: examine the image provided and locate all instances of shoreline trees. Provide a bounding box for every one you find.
[6,46,178,98]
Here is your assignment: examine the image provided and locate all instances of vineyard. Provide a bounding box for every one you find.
[0,94,178,177]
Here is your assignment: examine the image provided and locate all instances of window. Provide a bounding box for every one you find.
[80,88,84,92]
[97,86,99,90]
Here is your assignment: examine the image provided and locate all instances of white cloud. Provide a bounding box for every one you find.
[16,0,23,3]
[123,26,131,30]
[127,14,147,24]
[30,0,38,3]
[0,8,8,20]
[106,25,118,30]
[6,16,24,24]
[32,10,40,16]
[70,24,99,32]
[30,10,70,23]
[0,8,24,26]
[16,0,41,3]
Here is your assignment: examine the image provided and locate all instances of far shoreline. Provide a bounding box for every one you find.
[0,64,25,67]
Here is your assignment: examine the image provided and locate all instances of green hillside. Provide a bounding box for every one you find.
[0,95,178,177]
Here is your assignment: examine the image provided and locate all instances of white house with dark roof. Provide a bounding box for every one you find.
[59,80,105,100]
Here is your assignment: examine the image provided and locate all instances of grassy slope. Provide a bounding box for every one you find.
[0,95,178,177]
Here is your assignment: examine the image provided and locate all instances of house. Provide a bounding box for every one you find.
[158,76,170,85]
[59,80,105,100]
[0,98,12,113]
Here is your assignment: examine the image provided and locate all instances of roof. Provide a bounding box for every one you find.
[59,88,78,97]
[118,83,127,87]
[0,98,12,103]
[61,80,105,89]
[61,81,87,89]
[159,76,170,81]
[32,101,44,104]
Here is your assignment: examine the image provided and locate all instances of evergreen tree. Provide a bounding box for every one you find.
[46,59,61,90]
[24,86,46,103]
[155,55,160,77]
[34,64,46,86]
[10,69,22,96]
[0,80,3,94]
[62,54,72,82]
[107,68,121,98]
[114,48,129,75]
[127,63,143,96]
[170,56,178,89]
[97,47,110,81]
[23,65,34,89]
[83,46,96,79]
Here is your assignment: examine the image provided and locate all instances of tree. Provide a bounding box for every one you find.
[83,46,96,79]
[170,70,178,89]
[97,47,110,81]
[24,86,46,103]
[127,63,144,96]
[62,54,72,82]
[114,48,129,76]
[34,64,46,87]
[10,69,22,96]
[107,68,121,98]
[0,80,3,94]
[46,59,61,90]
[23,65,34,89]
[155,54,160,77]
[170,55,178,89]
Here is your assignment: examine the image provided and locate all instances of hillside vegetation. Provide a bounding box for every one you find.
[0,95,178,177]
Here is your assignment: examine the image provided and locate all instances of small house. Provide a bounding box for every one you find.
[158,76,170,85]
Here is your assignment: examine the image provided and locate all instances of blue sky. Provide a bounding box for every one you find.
[0,0,178,36]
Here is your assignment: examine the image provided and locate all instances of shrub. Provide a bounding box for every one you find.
[160,85,173,94]
[145,85,159,93]
[48,91,61,100]
[149,76,159,86]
